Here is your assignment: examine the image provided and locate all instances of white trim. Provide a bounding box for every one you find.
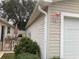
[38,6,48,59]
[60,13,64,59]
[44,14,48,59]
[60,12,79,59]
[61,12,79,18]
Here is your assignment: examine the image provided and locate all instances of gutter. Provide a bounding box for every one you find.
[38,6,48,59]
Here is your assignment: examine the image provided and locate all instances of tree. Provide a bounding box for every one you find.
[0,3,4,18]
[1,0,36,30]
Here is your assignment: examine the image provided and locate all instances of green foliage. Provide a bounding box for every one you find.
[14,37,40,57]
[2,0,36,30]
[51,56,60,59]
[17,53,40,59]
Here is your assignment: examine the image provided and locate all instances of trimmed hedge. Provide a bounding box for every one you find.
[17,53,40,59]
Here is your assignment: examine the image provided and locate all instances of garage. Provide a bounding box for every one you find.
[64,17,79,59]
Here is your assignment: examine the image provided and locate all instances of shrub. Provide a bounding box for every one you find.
[17,53,40,59]
[14,37,40,57]
[51,56,60,59]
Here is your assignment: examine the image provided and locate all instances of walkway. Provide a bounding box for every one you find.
[0,51,14,58]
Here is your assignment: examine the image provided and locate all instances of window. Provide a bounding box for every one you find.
[7,27,10,34]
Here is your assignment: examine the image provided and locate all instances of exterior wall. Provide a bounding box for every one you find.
[27,15,44,59]
[47,0,79,59]
[0,22,8,50]
[0,22,8,40]
[0,22,14,39]
[10,27,15,37]
[18,31,26,37]
[0,23,2,50]
[0,22,14,50]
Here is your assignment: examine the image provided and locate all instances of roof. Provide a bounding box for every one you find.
[0,18,15,28]
[26,4,40,28]
[26,0,62,28]
[26,4,50,28]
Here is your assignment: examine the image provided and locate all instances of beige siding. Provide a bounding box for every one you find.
[47,0,79,59]
[27,15,44,59]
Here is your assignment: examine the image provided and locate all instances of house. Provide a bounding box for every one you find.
[26,0,79,59]
[0,18,15,51]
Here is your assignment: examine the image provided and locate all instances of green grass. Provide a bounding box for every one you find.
[1,53,15,59]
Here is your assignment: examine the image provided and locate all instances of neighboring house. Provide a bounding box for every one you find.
[18,30,26,37]
[0,18,15,51]
[26,0,79,59]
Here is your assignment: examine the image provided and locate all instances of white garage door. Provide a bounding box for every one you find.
[64,17,79,59]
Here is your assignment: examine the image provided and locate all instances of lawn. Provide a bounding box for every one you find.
[1,53,15,59]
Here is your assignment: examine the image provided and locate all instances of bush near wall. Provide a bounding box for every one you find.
[51,56,60,59]
[14,37,41,58]
[17,53,40,59]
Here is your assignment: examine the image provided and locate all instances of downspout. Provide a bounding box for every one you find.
[38,6,48,59]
